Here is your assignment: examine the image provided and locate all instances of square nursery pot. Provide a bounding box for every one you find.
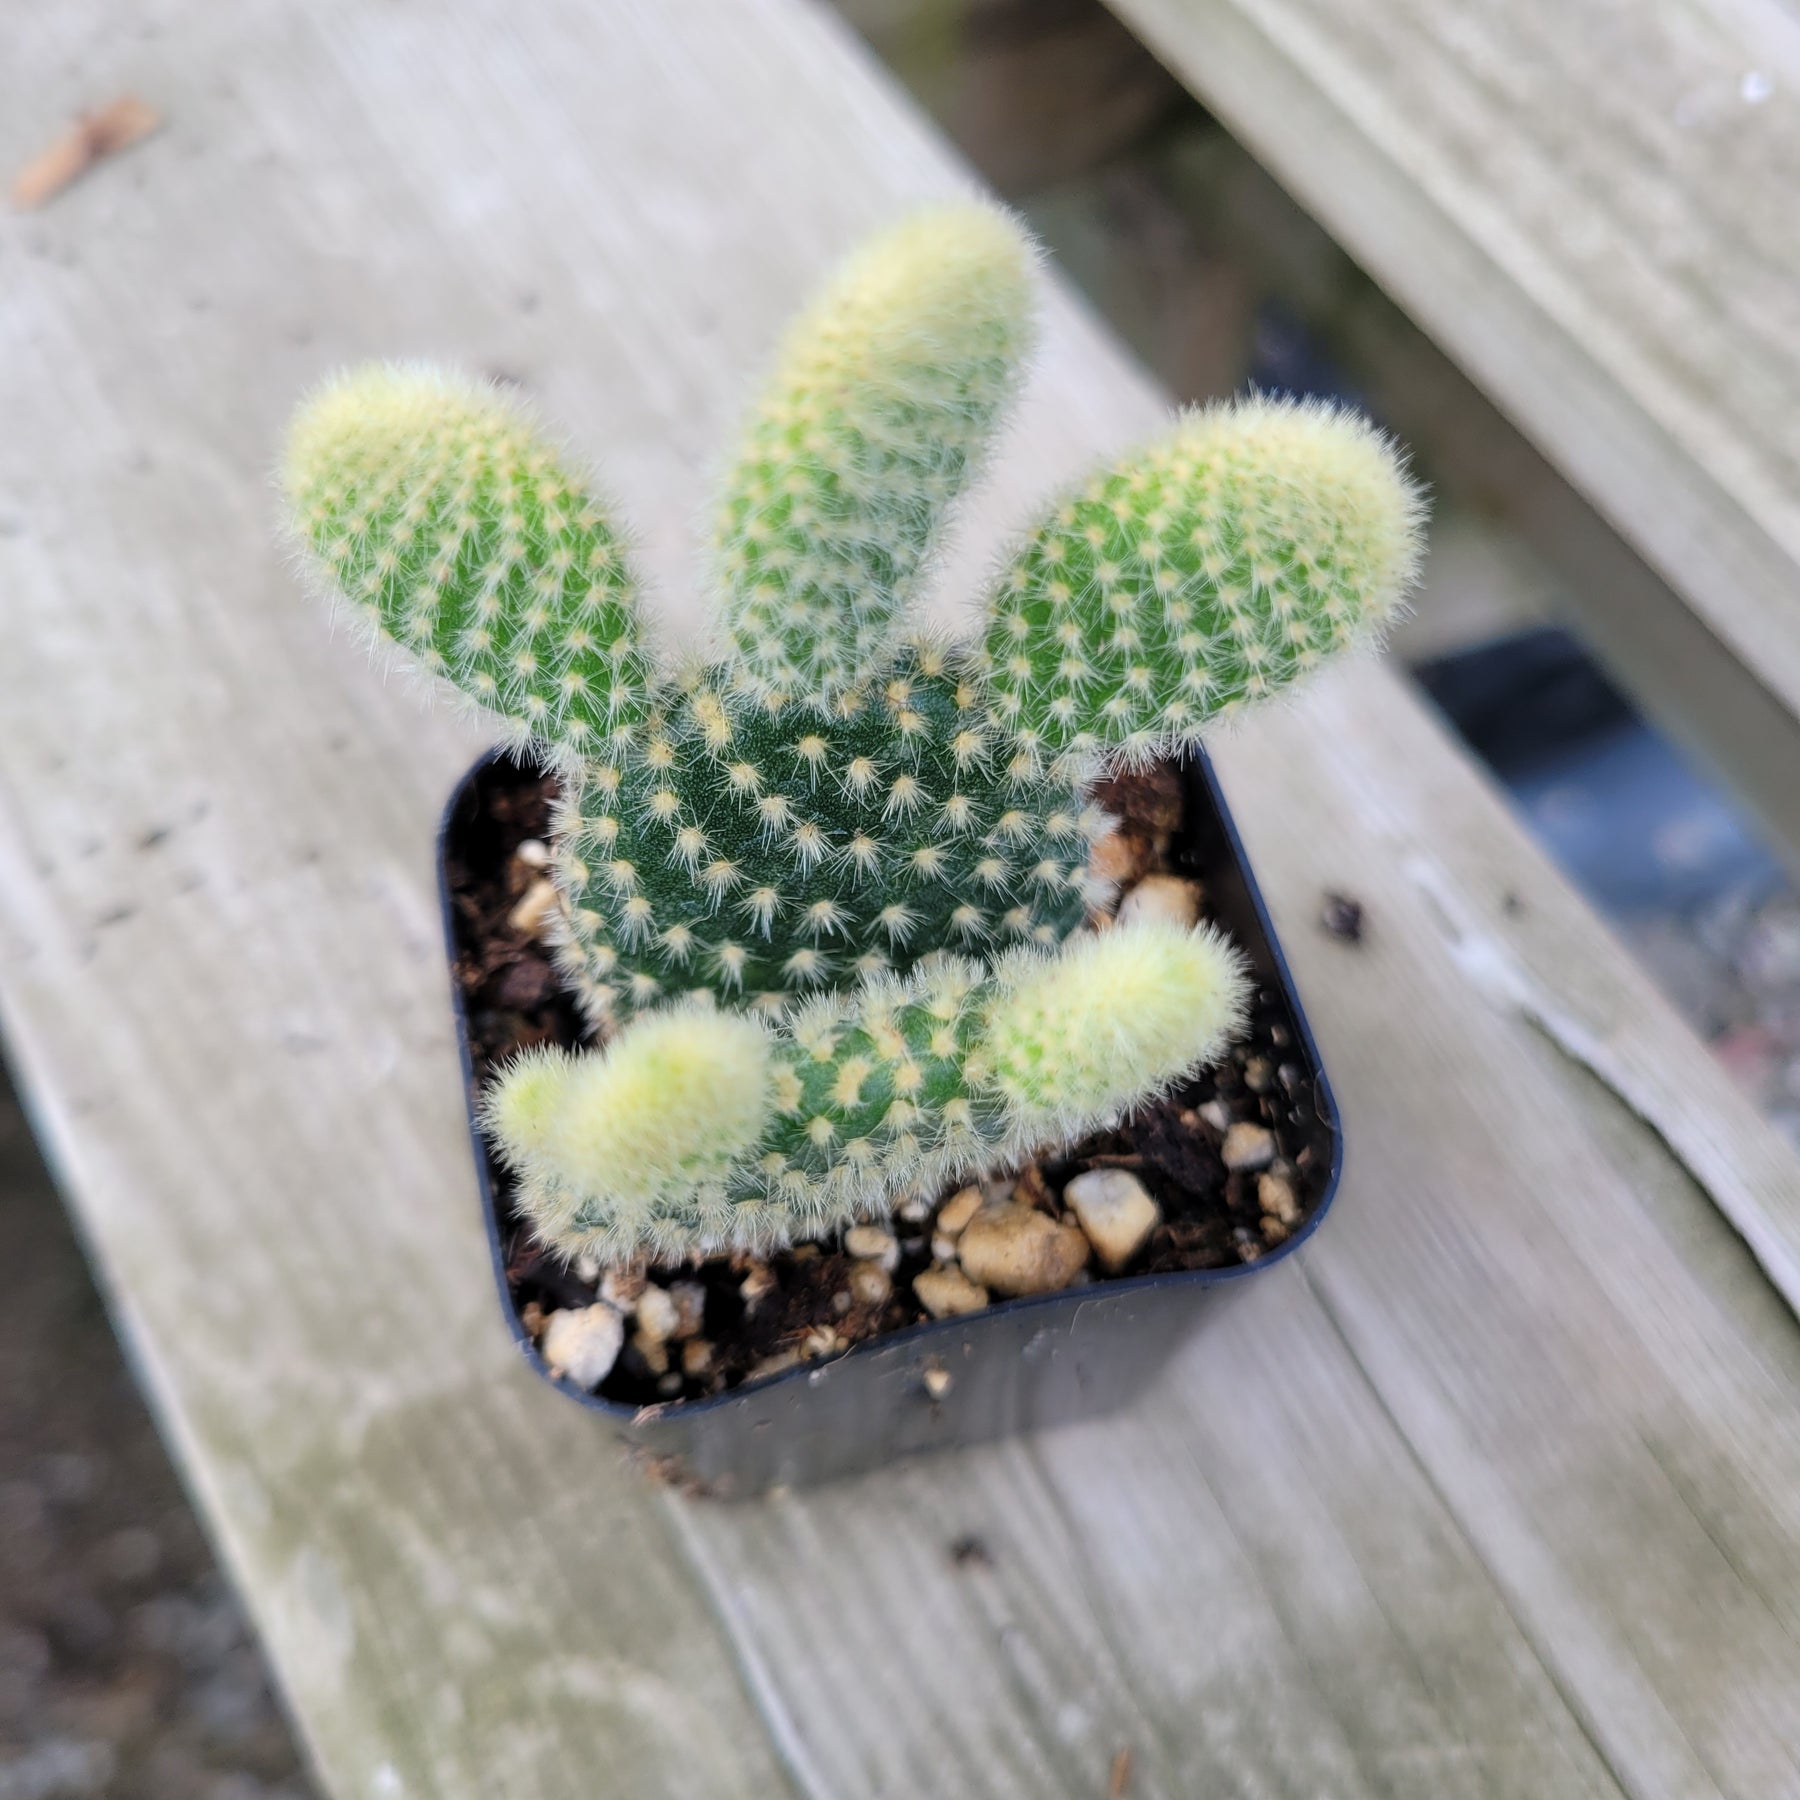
[440,749,1342,1498]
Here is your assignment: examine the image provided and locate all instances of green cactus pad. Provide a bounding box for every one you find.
[715,205,1035,705]
[548,644,1100,1022]
[286,366,655,754]
[983,398,1424,764]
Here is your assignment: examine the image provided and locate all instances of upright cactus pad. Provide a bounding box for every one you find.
[285,203,1426,1261]
[982,400,1426,764]
[285,366,654,754]
[716,207,1035,705]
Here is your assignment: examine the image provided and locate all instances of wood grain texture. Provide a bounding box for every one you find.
[1107,0,1800,798]
[3,2,1800,1796]
[1141,124,1800,882]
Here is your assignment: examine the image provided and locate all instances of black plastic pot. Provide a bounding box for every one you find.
[440,750,1341,1497]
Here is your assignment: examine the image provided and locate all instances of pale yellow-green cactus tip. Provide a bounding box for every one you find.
[487,1007,774,1212]
[982,921,1250,1134]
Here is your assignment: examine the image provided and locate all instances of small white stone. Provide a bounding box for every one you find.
[739,1263,777,1311]
[935,1186,983,1239]
[930,1233,958,1264]
[574,1252,601,1285]
[1117,873,1202,931]
[540,1304,624,1390]
[844,1224,899,1271]
[681,1337,714,1378]
[914,1266,990,1318]
[894,1188,933,1224]
[1064,1168,1162,1274]
[599,1267,646,1313]
[668,1280,707,1338]
[1257,1171,1301,1226]
[957,1203,1090,1297]
[635,1285,680,1344]
[1222,1122,1276,1172]
[1088,826,1148,887]
[1198,1099,1232,1133]
[849,1261,892,1308]
[514,837,550,869]
[507,877,561,938]
[632,1327,670,1376]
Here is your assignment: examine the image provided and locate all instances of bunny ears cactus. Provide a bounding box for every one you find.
[285,203,1424,1261]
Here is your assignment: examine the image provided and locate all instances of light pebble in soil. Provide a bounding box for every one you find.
[600,1267,646,1312]
[635,1284,681,1344]
[957,1203,1090,1297]
[895,1188,933,1224]
[1117,873,1202,931]
[1258,1171,1301,1227]
[540,1304,624,1390]
[914,1266,990,1318]
[632,1328,670,1376]
[850,1261,893,1308]
[1087,828,1149,888]
[1222,1122,1276,1172]
[1063,1168,1162,1274]
[844,1224,899,1271]
[507,877,560,938]
[668,1280,706,1338]
[935,1186,983,1239]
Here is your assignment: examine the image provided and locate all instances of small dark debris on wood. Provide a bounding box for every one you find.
[625,1448,726,1501]
[1319,890,1364,942]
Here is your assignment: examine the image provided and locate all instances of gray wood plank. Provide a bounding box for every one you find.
[3,2,1800,1796]
[1105,0,1800,759]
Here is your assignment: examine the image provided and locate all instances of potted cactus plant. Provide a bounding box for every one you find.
[284,206,1423,1493]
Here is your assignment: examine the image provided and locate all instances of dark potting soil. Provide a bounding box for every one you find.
[444,756,1334,1408]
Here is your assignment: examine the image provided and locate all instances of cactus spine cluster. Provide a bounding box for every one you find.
[285,204,1425,1263]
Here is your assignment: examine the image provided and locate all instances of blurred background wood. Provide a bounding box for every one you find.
[1103,0,1800,881]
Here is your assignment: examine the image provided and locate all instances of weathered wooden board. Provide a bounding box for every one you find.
[4,2,1800,1796]
[1105,0,1800,875]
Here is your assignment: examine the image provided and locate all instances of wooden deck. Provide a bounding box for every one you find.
[3,2,1800,1794]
